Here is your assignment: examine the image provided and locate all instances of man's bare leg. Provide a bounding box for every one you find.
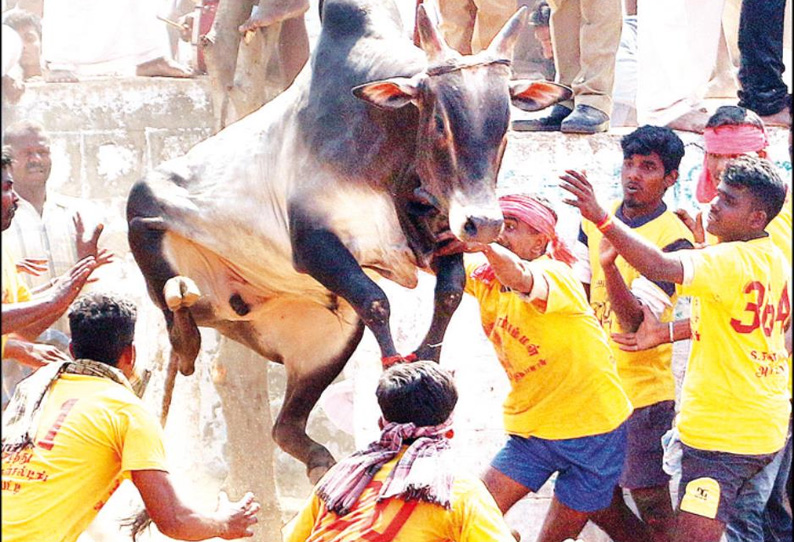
[536,496,589,542]
[589,487,655,542]
[631,485,675,542]
[278,16,309,87]
[482,466,532,514]
[239,0,310,33]
[136,57,193,78]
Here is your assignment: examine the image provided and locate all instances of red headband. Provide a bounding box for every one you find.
[499,194,576,266]
[697,124,768,203]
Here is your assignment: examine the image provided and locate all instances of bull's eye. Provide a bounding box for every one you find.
[434,113,445,133]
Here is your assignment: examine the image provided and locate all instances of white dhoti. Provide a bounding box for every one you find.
[42,0,171,75]
[636,0,725,126]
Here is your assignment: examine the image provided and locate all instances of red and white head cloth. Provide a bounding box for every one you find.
[697,124,769,204]
[498,194,576,265]
[471,194,576,284]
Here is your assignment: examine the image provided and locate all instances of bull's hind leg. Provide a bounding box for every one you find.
[412,253,466,362]
[261,298,366,483]
[127,180,202,377]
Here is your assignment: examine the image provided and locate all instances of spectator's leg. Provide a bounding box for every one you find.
[437,0,477,54]
[570,0,621,116]
[277,15,309,88]
[470,0,516,54]
[737,0,789,121]
[549,0,580,110]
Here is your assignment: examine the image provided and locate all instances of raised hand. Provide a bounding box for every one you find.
[50,256,99,309]
[674,208,706,246]
[73,212,105,260]
[559,169,607,224]
[216,491,260,539]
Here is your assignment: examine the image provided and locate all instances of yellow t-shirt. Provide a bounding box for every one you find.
[2,246,32,356]
[464,256,632,440]
[767,195,792,266]
[282,450,516,542]
[677,237,791,455]
[583,203,694,409]
[1,374,168,542]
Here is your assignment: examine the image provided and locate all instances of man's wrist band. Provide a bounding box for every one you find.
[668,321,675,344]
[596,212,614,233]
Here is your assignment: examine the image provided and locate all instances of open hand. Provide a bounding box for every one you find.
[611,304,667,351]
[217,491,260,539]
[16,257,49,277]
[559,169,607,224]
[3,338,71,368]
[674,208,706,246]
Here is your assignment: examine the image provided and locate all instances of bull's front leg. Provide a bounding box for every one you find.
[290,220,399,363]
[412,253,465,362]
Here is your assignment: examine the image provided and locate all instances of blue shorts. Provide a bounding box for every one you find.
[678,443,776,523]
[491,423,628,513]
[620,400,675,489]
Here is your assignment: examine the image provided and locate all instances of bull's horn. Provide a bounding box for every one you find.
[486,6,529,58]
[416,3,451,62]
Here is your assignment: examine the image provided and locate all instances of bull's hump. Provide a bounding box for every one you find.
[322,0,404,41]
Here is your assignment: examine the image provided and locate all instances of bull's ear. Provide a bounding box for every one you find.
[352,76,423,110]
[509,80,573,112]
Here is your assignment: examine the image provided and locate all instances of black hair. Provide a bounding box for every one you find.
[721,155,787,226]
[376,361,458,427]
[68,292,137,366]
[1,146,12,169]
[2,9,42,38]
[706,105,765,130]
[620,125,685,175]
[529,0,550,26]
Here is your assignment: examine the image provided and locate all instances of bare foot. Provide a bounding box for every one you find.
[135,57,193,78]
[760,105,791,127]
[666,107,710,133]
[239,0,310,33]
[44,69,79,83]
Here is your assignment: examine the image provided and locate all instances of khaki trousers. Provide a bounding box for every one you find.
[437,0,517,54]
[549,0,622,114]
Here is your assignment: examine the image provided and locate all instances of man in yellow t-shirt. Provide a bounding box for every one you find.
[562,155,791,542]
[1,292,260,542]
[283,361,516,542]
[573,126,694,540]
[458,195,636,542]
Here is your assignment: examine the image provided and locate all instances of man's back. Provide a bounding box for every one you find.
[1,373,166,542]
[283,449,515,542]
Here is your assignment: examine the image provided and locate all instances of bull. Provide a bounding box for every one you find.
[127,0,570,482]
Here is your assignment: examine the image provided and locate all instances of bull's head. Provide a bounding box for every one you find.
[352,4,571,245]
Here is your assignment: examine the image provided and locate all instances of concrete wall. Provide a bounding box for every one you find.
[6,75,792,542]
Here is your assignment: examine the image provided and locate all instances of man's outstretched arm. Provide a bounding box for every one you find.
[131,470,259,541]
[560,170,684,284]
[2,257,97,336]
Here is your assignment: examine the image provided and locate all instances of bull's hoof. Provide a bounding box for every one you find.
[164,276,201,312]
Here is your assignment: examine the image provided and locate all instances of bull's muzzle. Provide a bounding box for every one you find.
[461,214,504,243]
[448,199,504,244]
